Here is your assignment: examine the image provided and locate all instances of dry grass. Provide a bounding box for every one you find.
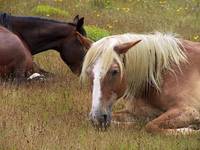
[0,0,200,149]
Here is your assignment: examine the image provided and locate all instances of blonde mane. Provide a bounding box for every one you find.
[81,32,187,98]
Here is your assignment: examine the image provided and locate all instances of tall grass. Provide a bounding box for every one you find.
[0,0,200,149]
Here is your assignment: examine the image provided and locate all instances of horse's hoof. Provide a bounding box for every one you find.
[27,73,46,81]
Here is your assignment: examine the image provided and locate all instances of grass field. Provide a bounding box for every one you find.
[0,0,200,149]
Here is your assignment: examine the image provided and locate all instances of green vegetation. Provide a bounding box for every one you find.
[85,25,110,41]
[0,0,200,149]
[90,0,112,9]
[32,5,69,17]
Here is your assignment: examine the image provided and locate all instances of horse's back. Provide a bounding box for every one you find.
[0,26,27,60]
[182,40,200,73]
[0,26,32,76]
[155,39,200,111]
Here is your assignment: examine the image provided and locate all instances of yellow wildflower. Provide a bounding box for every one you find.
[54,0,63,2]
[114,20,118,23]
[122,8,130,13]
[107,24,112,29]
[194,35,199,40]
[159,0,166,4]
[176,7,182,12]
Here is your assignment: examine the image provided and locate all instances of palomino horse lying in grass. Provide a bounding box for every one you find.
[80,32,200,134]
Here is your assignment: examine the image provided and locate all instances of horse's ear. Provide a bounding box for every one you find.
[114,40,141,54]
[76,32,93,50]
[73,15,79,25]
[77,17,84,30]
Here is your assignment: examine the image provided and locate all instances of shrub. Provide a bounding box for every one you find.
[32,5,69,17]
[85,25,110,41]
[90,0,112,9]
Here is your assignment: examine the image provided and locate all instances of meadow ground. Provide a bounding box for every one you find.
[0,0,200,149]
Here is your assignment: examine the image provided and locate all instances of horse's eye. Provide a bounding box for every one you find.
[110,69,119,76]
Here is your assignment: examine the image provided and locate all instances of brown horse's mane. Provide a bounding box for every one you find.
[0,12,86,55]
[0,12,76,26]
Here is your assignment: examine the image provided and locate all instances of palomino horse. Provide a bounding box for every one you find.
[80,32,200,134]
[0,13,90,75]
[0,26,33,81]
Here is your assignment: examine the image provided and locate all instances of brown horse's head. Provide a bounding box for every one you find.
[81,37,141,128]
[60,15,93,75]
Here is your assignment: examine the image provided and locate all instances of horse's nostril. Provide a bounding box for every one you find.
[103,114,107,122]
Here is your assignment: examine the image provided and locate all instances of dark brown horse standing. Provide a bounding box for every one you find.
[0,26,33,81]
[0,13,89,76]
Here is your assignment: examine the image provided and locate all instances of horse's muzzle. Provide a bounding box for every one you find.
[89,111,111,130]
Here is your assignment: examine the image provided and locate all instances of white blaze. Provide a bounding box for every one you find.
[91,59,102,113]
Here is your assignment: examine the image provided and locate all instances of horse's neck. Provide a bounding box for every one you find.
[9,16,74,55]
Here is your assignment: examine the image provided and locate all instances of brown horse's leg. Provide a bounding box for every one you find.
[145,107,200,134]
[12,59,27,83]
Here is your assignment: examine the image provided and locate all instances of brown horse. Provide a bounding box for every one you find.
[0,26,91,82]
[80,32,200,134]
[0,13,89,75]
[0,26,33,81]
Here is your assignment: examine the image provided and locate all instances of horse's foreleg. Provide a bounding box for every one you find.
[145,107,200,135]
[112,99,162,126]
[12,60,27,84]
[112,109,136,122]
